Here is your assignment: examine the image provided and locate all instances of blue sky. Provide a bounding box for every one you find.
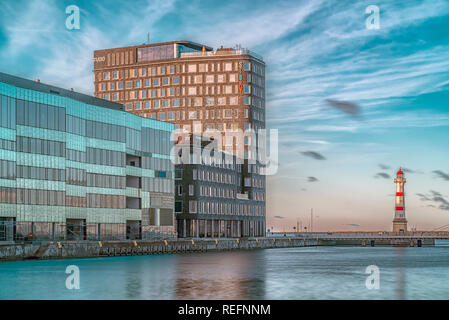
[1,0,448,231]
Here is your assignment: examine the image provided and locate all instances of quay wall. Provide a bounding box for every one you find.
[0,238,322,261]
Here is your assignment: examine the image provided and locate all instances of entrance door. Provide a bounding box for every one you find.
[66,219,86,241]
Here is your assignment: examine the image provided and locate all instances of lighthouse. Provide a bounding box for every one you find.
[393,168,407,234]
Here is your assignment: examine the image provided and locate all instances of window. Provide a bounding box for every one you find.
[153,100,159,108]
[163,77,169,85]
[144,79,150,87]
[103,72,109,80]
[173,99,180,107]
[244,62,250,71]
[188,111,197,119]
[135,102,141,110]
[162,99,169,107]
[153,78,160,86]
[189,200,197,213]
[160,66,165,74]
[168,112,175,120]
[188,64,197,72]
[173,77,180,84]
[144,101,150,109]
[205,97,214,105]
[244,85,250,94]
[189,185,194,196]
[126,81,132,89]
[158,112,165,121]
[170,65,175,73]
[118,81,124,89]
[151,89,157,98]
[244,96,251,105]
[175,201,182,213]
[135,80,141,88]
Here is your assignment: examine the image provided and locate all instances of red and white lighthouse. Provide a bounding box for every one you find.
[393,168,407,234]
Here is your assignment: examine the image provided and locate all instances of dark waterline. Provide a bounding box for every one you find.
[1,246,449,299]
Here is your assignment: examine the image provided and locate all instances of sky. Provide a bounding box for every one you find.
[0,0,448,232]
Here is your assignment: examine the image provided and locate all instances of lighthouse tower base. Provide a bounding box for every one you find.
[393,220,408,234]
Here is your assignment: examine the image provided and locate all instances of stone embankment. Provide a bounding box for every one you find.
[0,238,322,261]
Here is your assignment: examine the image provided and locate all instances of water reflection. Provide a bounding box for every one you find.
[1,247,449,299]
[174,251,266,299]
[394,247,406,300]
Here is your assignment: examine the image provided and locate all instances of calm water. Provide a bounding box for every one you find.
[1,246,449,299]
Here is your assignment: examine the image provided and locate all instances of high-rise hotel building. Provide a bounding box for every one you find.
[93,40,265,134]
[93,40,266,237]
[0,72,175,241]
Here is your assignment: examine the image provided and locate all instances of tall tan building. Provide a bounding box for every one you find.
[93,40,265,135]
[93,41,266,237]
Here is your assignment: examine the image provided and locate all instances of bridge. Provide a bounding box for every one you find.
[267,232,449,247]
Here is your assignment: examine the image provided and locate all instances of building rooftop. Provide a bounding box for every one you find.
[0,71,124,111]
[94,40,214,53]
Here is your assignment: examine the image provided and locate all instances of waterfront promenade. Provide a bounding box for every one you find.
[2,231,449,261]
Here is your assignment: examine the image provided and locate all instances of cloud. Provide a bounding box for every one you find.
[301,151,326,160]
[324,99,361,117]
[345,224,360,227]
[379,164,391,170]
[308,176,319,182]
[374,173,391,179]
[433,170,449,181]
[402,167,422,174]
[417,190,449,211]
[273,215,285,219]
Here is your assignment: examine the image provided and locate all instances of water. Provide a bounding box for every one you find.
[1,246,449,299]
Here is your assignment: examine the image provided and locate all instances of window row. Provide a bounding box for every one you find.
[142,177,174,193]
[198,185,236,199]
[87,193,125,209]
[0,160,15,180]
[17,165,65,182]
[16,99,66,132]
[187,200,264,216]
[0,187,16,204]
[0,138,15,151]
[16,188,65,206]
[16,136,66,157]
[192,169,238,184]
[0,94,16,130]
[87,172,126,189]
[86,147,126,167]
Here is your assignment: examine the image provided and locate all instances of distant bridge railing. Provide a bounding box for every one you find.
[294,232,449,240]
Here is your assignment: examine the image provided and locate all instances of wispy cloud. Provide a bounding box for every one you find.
[433,170,449,181]
[374,173,390,179]
[301,151,326,160]
[417,190,449,211]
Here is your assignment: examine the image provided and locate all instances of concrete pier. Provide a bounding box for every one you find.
[0,238,322,261]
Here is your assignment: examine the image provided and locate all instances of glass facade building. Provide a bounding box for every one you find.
[0,72,175,241]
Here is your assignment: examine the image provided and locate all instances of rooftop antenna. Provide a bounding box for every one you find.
[147,32,150,44]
